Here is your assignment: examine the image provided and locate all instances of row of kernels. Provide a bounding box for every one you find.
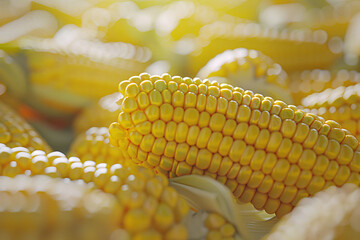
[0,145,189,238]
[0,102,50,152]
[69,127,126,165]
[0,175,121,239]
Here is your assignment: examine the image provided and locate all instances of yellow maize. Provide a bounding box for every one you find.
[69,127,127,165]
[110,73,360,218]
[197,48,292,103]
[263,183,360,240]
[189,21,341,75]
[0,175,121,240]
[289,69,360,105]
[203,212,237,240]
[73,92,122,134]
[306,1,360,38]
[11,37,151,117]
[0,100,50,152]
[0,143,190,240]
[301,83,360,140]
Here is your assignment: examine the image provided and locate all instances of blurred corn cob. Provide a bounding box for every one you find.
[73,92,122,134]
[0,144,190,240]
[189,21,342,75]
[263,183,360,240]
[289,69,360,104]
[0,175,121,240]
[110,73,360,218]
[301,83,360,140]
[5,36,151,118]
[197,48,292,103]
[305,0,360,38]
[0,100,50,152]
[69,127,127,166]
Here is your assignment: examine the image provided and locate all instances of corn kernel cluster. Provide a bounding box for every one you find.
[73,92,122,134]
[204,213,237,240]
[302,83,360,140]
[0,175,120,240]
[0,143,189,240]
[110,73,360,218]
[197,48,292,103]
[69,127,127,166]
[0,101,51,152]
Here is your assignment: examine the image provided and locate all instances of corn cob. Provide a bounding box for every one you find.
[189,21,341,75]
[0,100,50,152]
[11,36,151,117]
[305,1,360,38]
[263,183,360,240]
[0,175,121,240]
[109,73,360,218]
[69,127,127,166]
[73,92,122,134]
[197,48,293,104]
[0,143,190,240]
[301,83,360,141]
[289,69,360,105]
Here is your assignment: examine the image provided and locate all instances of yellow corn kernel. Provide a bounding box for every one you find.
[0,101,50,152]
[302,83,360,141]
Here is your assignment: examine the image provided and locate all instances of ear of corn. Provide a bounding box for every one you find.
[0,143,190,240]
[0,175,121,240]
[289,69,360,105]
[189,21,341,75]
[110,73,360,218]
[305,1,360,38]
[9,36,151,117]
[73,92,122,134]
[263,183,360,240]
[197,48,292,104]
[0,100,51,152]
[301,83,360,140]
[69,127,127,166]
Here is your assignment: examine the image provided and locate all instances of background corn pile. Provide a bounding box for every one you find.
[1,0,360,239]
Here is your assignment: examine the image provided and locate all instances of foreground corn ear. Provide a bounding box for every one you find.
[197,48,292,104]
[0,175,121,240]
[68,127,127,166]
[301,83,360,140]
[109,73,360,218]
[263,183,360,240]
[189,21,341,75]
[0,144,189,240]
[289,69,360,105]
[73,92,122,134]
[0,100,51,152]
